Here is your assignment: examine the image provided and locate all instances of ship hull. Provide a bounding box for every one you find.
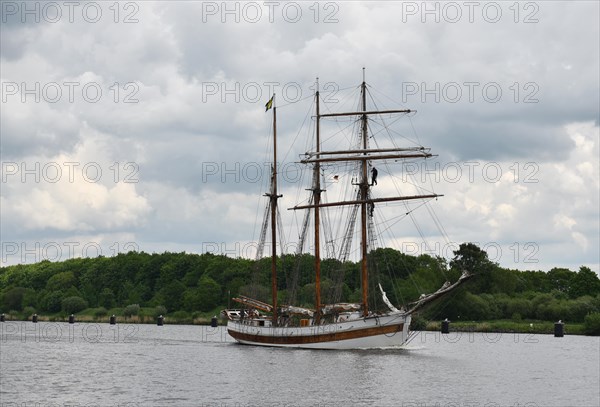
[227,312,411,349]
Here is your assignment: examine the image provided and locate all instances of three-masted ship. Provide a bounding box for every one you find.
[223,72,470,349]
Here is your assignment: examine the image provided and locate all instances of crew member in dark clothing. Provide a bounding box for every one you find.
[371,167,378,186]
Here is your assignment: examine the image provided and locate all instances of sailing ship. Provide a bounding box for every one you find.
[223,72,471,349]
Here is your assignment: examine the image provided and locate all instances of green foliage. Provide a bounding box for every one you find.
[536,300,567,321]
[93,307,108,318]
[458,292,492,320]
[583,312,600,335]
[546,268,575,294]
[0,247,598,329]
[170,310,190,321]
[46,271,76,292]
[505,297,532,319]
[160,280,186,311]
[23,306,36,316]
[570,266,600,298]
[61,296,88,314]
[450,242,495,275]
[182,289,199,312]
[123,304,141,317]
[449,243,500,294]
[2,287,28,311]
[22,288,38,309]
[369,248,417,280]
[99,288,116,309]
[566,296,596,322]
[183,276,222,312]
[40,290,64,313]
[122,281,149,306]
[153,305,167,317]
[299,283,317,307]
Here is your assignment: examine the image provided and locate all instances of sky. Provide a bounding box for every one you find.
[0,1,598,274]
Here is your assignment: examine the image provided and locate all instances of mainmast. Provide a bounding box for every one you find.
[314,80,322,322]
[267,94,281,325]
[359,70,369,317]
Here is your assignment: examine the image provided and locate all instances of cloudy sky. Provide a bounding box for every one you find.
[1,1,598,274]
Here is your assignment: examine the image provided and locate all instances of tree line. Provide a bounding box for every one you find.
[1,243,599,329]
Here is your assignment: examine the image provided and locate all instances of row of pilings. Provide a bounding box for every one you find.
[0,313,567,335]
[0,313,220,327]
[441,318,565,337]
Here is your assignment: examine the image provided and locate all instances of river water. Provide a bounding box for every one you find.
[0,322,598,407]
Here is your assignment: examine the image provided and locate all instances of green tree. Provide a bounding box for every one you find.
[570,266,600,298]
[79,282,99,308]
[160,280,186,311]
[99,288,116,309]
[122,281,149,305]
[564,296,597,321]
[61,296,88,314]
[547,268,575,295]
[2,287,28,311]
[369,248,417,280]
[182,289,200,312]
[505,297,533,319]
[22,288,38,309]
[518,270,551,293]
[195,276,222,311]
[443,291,492,320]
[450,243,497,293]
[583,312,600,335]
[123,304,141,317]
[23,306,36,317]
[450,243,495,275]
[40,290,64,313]
[46,271,76,292]
[1,249,597,324]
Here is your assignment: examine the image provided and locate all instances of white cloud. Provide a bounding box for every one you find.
[1,1,598,273]
[2,128,151,235]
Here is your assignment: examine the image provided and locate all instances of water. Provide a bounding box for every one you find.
[1,322,598,407]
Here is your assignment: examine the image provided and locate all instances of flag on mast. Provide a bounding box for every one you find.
[265,95,274,112]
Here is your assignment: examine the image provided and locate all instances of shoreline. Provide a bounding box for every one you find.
[0,314,592,336]
[422,320,586,336]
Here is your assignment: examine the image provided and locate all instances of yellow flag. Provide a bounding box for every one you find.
[265,96,274,112]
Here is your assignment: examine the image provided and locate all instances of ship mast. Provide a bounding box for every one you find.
[314,80,322,322]
[359,70,369,316]
[267,94,281,325]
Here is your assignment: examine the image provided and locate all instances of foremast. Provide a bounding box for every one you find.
[265,94,282,325]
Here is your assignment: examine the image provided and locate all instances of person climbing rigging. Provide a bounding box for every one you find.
[371,167,378,186]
